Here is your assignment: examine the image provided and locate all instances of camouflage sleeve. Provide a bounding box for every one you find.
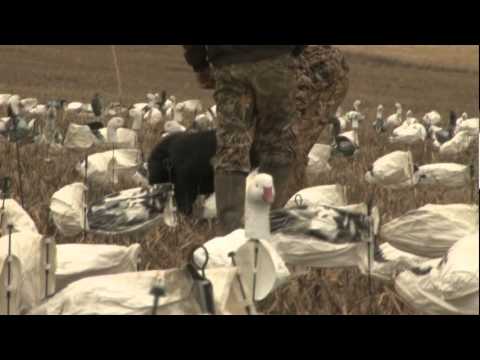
[183,45,209,72]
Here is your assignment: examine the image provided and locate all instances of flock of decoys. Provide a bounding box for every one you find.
[0,92,478,315]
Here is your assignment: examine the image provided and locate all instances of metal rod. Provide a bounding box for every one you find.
[7,224,13,315]
[229,252,253,315]
[45,237,50,299]
[83,153,88,242]
[13,119,25,208]
[252,239,260,303]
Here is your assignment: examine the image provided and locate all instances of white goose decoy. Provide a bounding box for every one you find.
[77,148,141,185]
[55,243,141,292]
[373,105,385,133]
[365,151,416,188]
[380,203,479,258]
[173,99,203,125]
[455,117,479,137]
[414,163,474,189]
[28,104,47,117]
[438,129,476,157]
[20,98,38,113]
[97,117,137,148]
[345,100,365,124]
[423,110,442,127]
[66,102,85,114]
[195,173,383,273]
[0,231,56,315]
[29,267,244,316]
[403,110,419,126]
[385,103,403,130]
[395,231,479,315]
[389,122,428,145]
[0,94,12,108]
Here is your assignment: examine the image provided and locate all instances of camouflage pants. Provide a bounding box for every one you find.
[288,45,350,193]
[213,54,298,174]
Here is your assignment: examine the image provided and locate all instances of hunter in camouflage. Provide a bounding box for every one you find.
[183,45,303,234]
[288,45,350,195]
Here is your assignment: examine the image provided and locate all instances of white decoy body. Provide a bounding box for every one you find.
[389,122,427,145]
[394,232,479,315]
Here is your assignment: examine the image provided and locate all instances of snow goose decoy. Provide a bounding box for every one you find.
[455,117,479,137]
[403,110,419,126]
[394,232,479,315]
[423,110,442,127]
[55,243,141,292]
[389,122,427,145]
[456,112,469,127]
[384,103,403,130]
[29,266,245,315]
[0,231,56,314]
[196,173,383,273]
[365,151,416,189]
[345,100,365,124]
[380,203,479,258]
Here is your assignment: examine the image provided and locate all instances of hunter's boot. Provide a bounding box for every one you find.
[259,164,292,209]
[215,172,247,236]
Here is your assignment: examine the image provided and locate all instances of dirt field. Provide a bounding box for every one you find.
[1,45,478,315]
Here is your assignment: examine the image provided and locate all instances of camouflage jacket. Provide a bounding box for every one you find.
[183,45,306,72]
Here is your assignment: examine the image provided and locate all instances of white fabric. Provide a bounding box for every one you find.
[0,232,56,314]
[455,118,479,136]
[77,149,140,185]
[55,244,141,292]
[416,163,472,188]
[1,199,38,236]
[64,123,99,149]
[380,204,479,258]
[50,183,87,237]
[439,131,476,157]
[29,268,247,315]
[395,232,479,315]
[0,253,22,315]
[365,151,415,187]
[285,184,348,209]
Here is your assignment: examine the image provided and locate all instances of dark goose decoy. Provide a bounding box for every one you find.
[86,183,176,236]
[330,116,359,158]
